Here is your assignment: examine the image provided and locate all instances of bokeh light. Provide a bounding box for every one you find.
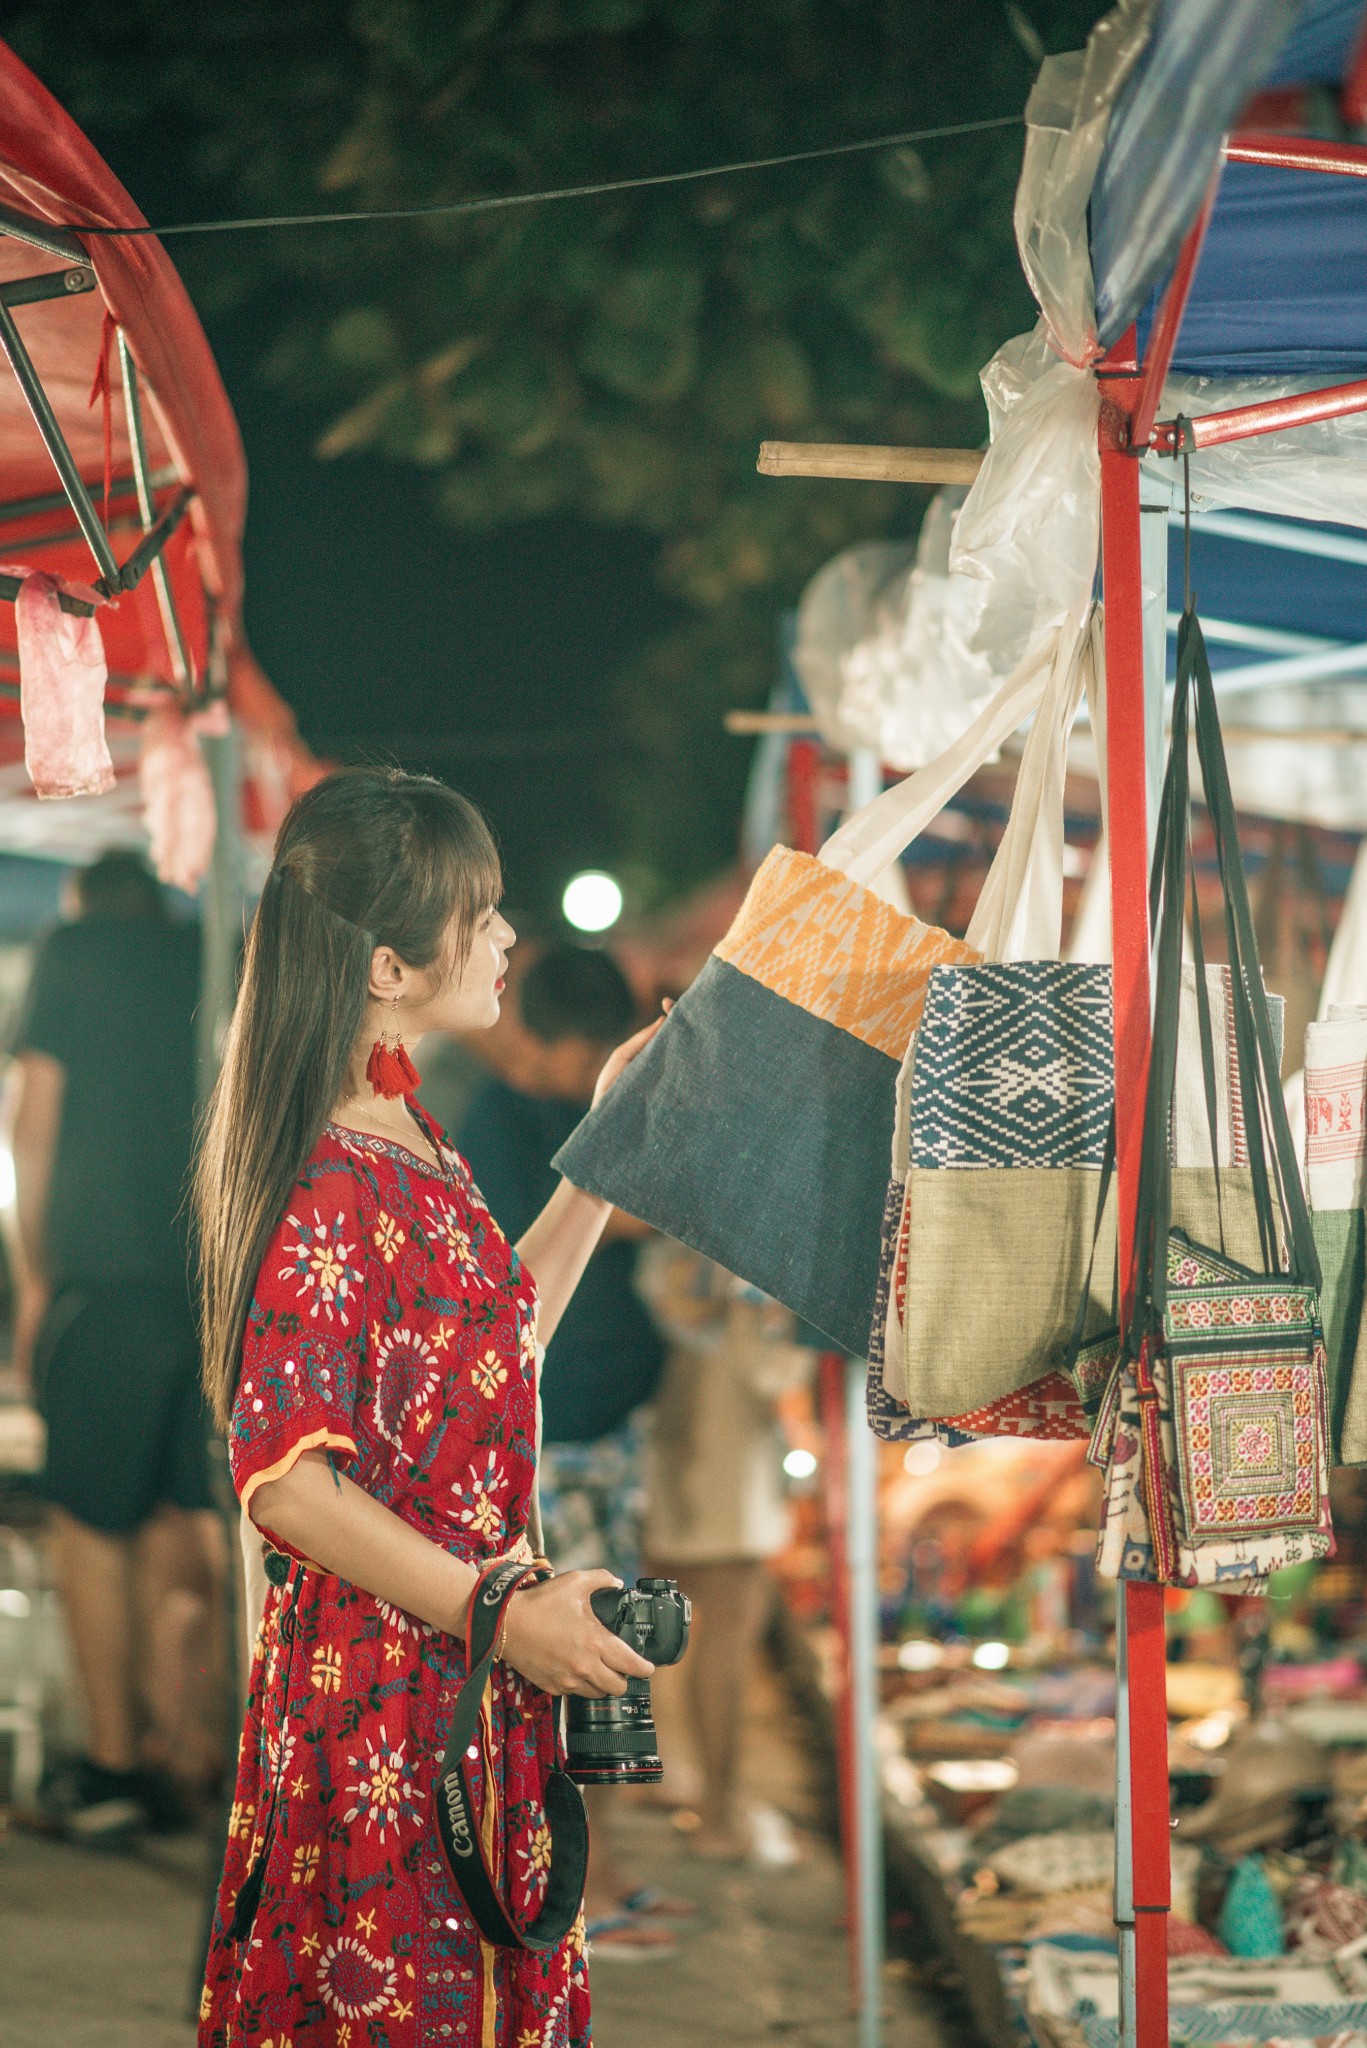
[562,870,623,932]
[972,1641,1011,1671]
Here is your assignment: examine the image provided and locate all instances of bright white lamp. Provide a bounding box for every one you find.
[562,871,623,933]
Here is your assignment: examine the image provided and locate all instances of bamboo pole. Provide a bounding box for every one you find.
[725,709,1367,745]
[1220,725,1367,745]
[725,709,821,734]
[756,440,983,484]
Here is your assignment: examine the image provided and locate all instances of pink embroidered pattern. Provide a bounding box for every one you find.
[1168,1291,1302,1334]
[1174,1351,1322,1534]
[1305,1057,1367,1167]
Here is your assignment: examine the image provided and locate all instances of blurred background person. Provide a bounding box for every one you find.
[639,1243,814,1863]
[8,849,224,1843]
[457,943,679,1954]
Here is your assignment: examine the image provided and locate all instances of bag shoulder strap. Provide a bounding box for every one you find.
[817,607,1092,890]
[1188,623,1319,1290]
[1133,608,1320,1342]
[966,603,1096,963]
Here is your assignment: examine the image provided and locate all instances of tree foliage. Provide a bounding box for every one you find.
[9,0,1108,904]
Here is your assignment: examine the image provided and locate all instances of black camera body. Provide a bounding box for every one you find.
[564,1577,690,1786]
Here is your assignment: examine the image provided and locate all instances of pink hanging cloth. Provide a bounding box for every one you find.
[6,568,114,799]
[139,702,217,893]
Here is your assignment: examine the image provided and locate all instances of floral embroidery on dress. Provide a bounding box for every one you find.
[344,1725,420,1842]
[371,1323,442,1448]
[374,1595,432,1639]
[458,1447,508,1542]
[473,1347,509,1398]
[317,1938,397,2019]
[373,1210,406,1263]
[420,1186,485,1280]
[278,1207,364,1318]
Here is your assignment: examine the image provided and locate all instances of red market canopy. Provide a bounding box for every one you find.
[0,38,314,864]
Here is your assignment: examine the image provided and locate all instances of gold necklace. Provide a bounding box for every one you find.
[336,1094,442,1169]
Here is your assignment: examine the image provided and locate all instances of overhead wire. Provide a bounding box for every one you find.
[71,114,1024,239]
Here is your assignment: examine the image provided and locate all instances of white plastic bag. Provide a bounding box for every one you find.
[947,326,1102,672]
[790,540,917,757]
[1160,376,1367,530]
[1013,0,1154,367]
[793,327,1102,769]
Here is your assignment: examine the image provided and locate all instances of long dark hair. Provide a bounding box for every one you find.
[195,766,500,1428]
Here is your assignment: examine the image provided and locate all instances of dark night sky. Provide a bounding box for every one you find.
[228,369,679,920]
[85,118,686,924]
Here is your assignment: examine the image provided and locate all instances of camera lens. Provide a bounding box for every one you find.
[565,1681,662,1786]
[564,1577,691,1787]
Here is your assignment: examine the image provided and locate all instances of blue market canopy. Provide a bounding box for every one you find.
[1144,159,1367,376]
[1093,0,1367,352]
[1172,511,1367,664]
[1070,0,1367,823]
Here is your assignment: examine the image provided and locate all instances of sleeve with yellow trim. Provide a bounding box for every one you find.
[230,1154,372,1516]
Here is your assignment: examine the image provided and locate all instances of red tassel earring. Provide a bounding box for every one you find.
[366,998,420,1100]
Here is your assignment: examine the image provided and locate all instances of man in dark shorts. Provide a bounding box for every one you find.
[10,849,223,1842]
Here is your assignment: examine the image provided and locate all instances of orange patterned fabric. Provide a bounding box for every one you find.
[715,846,980,1061]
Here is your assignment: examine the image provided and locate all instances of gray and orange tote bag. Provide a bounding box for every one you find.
[552,639,1070,1356]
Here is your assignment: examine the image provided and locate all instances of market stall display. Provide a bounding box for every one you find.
[0,40,315,879]
[738,4,1367,2041]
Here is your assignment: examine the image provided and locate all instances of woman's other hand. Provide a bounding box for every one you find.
[499,1569,655,1697]
[591,1000,673,1109]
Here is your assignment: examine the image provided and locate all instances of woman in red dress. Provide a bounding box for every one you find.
[195,769,661,2048]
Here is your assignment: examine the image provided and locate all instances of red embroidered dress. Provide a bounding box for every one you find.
[200,1111,590,2048]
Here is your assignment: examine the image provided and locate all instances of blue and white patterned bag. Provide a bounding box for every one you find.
[871,609,1114,1437]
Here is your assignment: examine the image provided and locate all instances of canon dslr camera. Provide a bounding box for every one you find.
[565,1577,690,1786]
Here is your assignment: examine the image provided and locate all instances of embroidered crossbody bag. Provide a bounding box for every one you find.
[1095,605,1332,1588]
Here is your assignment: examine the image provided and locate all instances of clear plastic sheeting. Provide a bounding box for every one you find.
[793,327,1102,769]
[790,540,917,759]
[1142,377,1367,827]
[791,6,1134,771]
[792,495,996,770]
[1151,376,1367,530]
[948,326,1102,658]
[1014,0,1153,367]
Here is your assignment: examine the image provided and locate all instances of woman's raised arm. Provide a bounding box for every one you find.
[515,1008,668,1344]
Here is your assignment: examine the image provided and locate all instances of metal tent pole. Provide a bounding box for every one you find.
[818,1354,862,2004]
[787,717,875,2026]
[189,712,247,2019]
[845,1351,885,2048]
[197,719,244,1097]
[1099,332,1170,2048]
[844,742,886,2047]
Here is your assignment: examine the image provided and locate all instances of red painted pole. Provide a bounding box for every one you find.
[1150,374,1367,453]
[1228,130,1367,174]
[1099,328,1170,2047]
[1128,170,1220,455]
[788,736,822,857]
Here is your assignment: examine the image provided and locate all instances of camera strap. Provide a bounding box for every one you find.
[434,1558,588,1953]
